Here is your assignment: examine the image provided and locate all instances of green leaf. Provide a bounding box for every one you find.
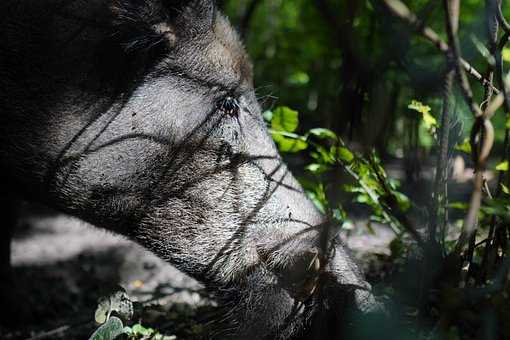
[335,147,354,163]
[481,198,510,218]
[304,182,327,213]
[272,134,308,152]
[288,71,310,86]
[305,163,330,175]
[422,111,437,129]
[501,183,510,195]
[503,47,510,63]
[307,128,337,140]
[306,191,326,214]
[496,161,509,171]
[408,100,431,116]
[332,207,347,223]
[408,100,437,130]
[269,106,308,153]
[271,106,299,133]
[449,202,469,210]
[89,316,125,340]
[394,192,411,212]
[454,138,472,154]
[131,323,155,336]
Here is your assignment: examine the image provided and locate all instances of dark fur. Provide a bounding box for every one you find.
[0,1,380,338]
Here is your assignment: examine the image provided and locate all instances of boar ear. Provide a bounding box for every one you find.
[162,0,216,37]
[99,0,216,88]
[111,0,216,50]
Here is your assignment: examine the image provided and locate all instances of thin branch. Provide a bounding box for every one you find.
[382,0,500,95]
[341,158,426,248]
[429,0,459,245]
[496,0,510,33]
[480,0,510,282]
[444,0,482,117]
[367,157,426,248]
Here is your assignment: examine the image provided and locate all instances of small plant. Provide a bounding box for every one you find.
[264,106,417,245]
[89,287,175,340]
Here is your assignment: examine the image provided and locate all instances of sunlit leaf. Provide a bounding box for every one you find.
[503,47,510,63]
[409,100,436,126]
[273,134,308,152]
[334,146,354,163]
[270,106,308,153]
[449,202,469,210]
[501,183,510,195]
[306,191,326,214]
[496,161,509,171]
[454,138,472,154]
[422,111,437,129]
[131,323,155,337]
[271,106,299,133]
[288,71,310,86]
[408,100,432,116]
[343,184,364,193]
[307,128,337,140]
[316,145,335,164]
[305,163,330,175]
[394,192,411,212]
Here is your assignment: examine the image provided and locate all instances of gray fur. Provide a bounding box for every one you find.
[0,0,380,338]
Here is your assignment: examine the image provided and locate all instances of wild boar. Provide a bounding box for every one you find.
[0,0,380,338]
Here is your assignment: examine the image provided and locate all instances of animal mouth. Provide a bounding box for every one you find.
[256,245,324,302]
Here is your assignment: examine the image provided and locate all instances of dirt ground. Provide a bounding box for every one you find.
[1,203,394,340]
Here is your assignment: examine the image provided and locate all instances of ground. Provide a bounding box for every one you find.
[0,203,394,340]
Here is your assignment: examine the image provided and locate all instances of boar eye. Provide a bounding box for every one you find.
[217,96,240,117]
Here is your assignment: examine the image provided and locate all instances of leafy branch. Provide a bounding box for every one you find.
[266,106,425,248]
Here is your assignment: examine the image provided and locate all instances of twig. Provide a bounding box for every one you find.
[496,0,510,33]
[446,0,498,258]
[429,0,459,245]
[340,159,423,244]
[365,155,426,248]
[382,0,500,95]
[444,0,482,117]
[480,0,510,283]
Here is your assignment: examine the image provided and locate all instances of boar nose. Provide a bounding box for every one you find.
[257,245,324,301]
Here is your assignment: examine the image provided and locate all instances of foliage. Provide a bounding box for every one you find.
[264,92,510,338]
[264,106,413,238]
[89,287,175,340]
